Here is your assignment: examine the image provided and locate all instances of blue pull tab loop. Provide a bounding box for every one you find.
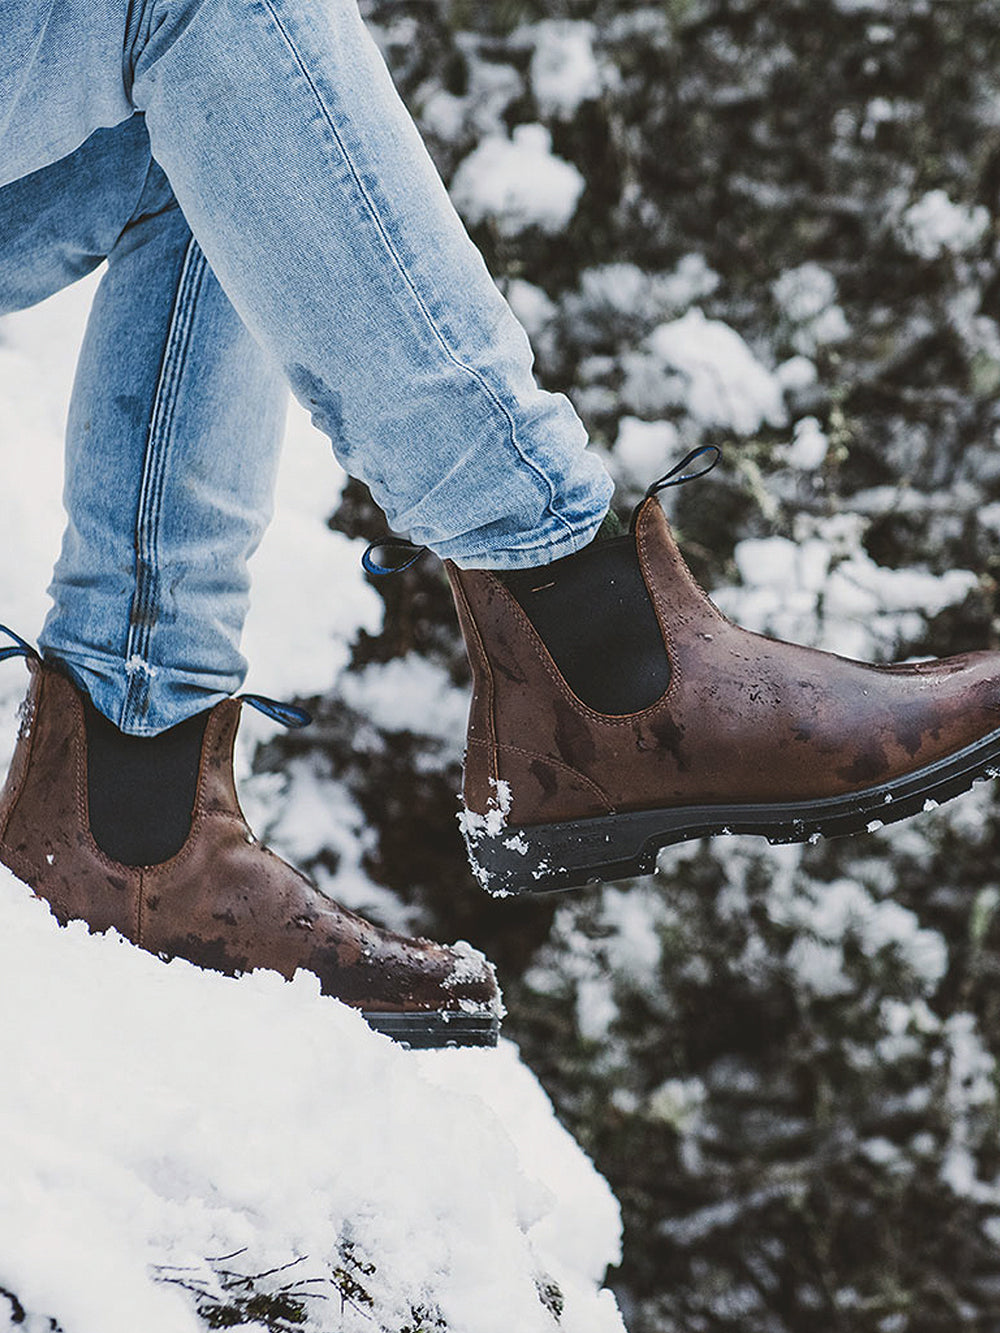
[0,623,40,664]
[631,445,722,530]
[361,539,426,577]
[240,694,313,729]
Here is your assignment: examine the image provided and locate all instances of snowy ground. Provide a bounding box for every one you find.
[0,281,624,1332]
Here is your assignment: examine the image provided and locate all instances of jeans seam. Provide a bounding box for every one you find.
[121,236,208,730]
[256,0,576,541]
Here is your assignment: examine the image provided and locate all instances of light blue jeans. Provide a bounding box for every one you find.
[0,0,612,734]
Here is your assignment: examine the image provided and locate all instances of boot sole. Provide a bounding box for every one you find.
[362,1010,500,1049]
[468,725,1000,896]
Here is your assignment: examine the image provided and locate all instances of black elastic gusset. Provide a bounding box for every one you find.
[83,697,210,867]
[501,535,671,714]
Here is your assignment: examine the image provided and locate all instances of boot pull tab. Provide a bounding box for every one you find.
[239,694,313,728]
[0,623,40,664]
[631,445,722,531]
[361,537,426,577]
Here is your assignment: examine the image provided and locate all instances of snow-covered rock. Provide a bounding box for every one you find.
[0,870,623,1333]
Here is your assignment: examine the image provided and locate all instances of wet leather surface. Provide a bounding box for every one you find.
[449,499,1000,826]
[0,663,497,1015]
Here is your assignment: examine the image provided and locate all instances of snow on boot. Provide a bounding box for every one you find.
[0,641,501,1048]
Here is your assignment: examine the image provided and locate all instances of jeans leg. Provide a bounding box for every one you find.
[128,0,613,570]
[1,118,289,734]
[0,118,152,317]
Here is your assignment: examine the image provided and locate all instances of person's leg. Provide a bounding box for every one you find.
[0,115,502,1044]
[0,115,289,734]
[121,0,612,570]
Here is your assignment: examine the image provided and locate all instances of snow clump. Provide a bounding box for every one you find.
[524,21,603,120]
[505,278,558,342]
[772,875,949,999]
[643,308,787,435]
[338,653,470,757]
[458,779,515,892]
[901,189,990,261]
[782,415,829,470]
[713,511,979,660]
[771,262,851,355]
[450,124,585,236]
[612,416,681,487]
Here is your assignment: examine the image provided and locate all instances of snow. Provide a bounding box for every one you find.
[776,354,819,394]
[645,308,788,435]
[782,415,829,469]
[526,885,669,1044]
[0,280,624,1333]
[505,277,558,341]
[714,508,979,661]
[458,779,515,891]
[658,253,721,311]
[432,49,524,142]
[647,1078,707,1132]
[772,875,949,998]
[612,415,680,486]
[0,871,622,1333]
[901,189,990,261]
[772,262,838,324]
[450,124,586,237]
[939,1014,1000,1204]
[337,654,470,757]
[772,262,851,355]
[524,21,603,120]
[573,256,720,333]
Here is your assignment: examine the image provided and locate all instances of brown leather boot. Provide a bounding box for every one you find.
[447,493,1000,895]
[0,650,501,1047]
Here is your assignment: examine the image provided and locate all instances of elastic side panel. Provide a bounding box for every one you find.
[84,698,210,866]
[501,536,670,715]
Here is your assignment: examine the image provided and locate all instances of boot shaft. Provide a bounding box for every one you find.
[0,661,245,937]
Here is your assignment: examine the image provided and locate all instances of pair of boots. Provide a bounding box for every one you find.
[5,484,1000,1048]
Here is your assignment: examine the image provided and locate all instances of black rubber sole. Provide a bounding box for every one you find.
[362,1010,500,1049]
[467,725,1000,896]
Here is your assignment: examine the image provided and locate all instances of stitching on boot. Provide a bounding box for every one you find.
[192,702,245,819]
[635,503,685,709]
[450,573,499,785]
[467,737,616,815]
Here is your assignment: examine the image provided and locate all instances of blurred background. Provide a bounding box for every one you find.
[311,2,1000,1327]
